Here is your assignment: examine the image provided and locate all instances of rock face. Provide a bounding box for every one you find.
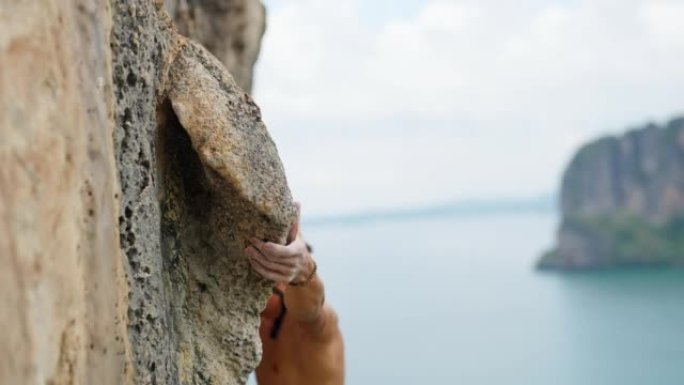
[2,1,295,384]
[1,1,132,383]
[540,117,684,269]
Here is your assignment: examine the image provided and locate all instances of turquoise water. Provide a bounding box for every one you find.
[301,211,684,385]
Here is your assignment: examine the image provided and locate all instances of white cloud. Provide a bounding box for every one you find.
[255,0,684,215]
[638,1,684,56]
[417,1,480,33]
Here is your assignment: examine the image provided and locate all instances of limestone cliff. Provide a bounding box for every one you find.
[539,117,684,269]
[1,1,294,384]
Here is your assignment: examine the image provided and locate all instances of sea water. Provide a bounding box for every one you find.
[300,211,684,385]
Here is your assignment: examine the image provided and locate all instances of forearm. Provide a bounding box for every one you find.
[284,256,325,323]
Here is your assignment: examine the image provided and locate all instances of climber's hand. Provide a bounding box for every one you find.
[246,202,314,284]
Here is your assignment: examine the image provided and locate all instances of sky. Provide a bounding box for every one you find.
[252,0,684,216]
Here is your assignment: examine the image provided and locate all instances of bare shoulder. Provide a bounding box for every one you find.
[322,305,340,330]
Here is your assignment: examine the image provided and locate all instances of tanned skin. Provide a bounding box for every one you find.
[245,203,345,385]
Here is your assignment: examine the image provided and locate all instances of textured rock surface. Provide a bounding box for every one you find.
[0,1,132,383]
[3,0,294,384]
[111,1,180,383]
[167,38,293,232]
[540,117,684,269]
[167,0,266,92]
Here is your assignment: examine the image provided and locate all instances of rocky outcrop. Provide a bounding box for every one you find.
[167,0,266,93]
[540,117,684,269]
[2,1,294,384]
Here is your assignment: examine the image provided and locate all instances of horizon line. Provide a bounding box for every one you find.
[302,194,558,226]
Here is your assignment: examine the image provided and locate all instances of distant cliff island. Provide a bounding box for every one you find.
[539,116,684,270]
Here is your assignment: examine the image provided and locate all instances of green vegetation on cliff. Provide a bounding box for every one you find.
[540,213,684,269]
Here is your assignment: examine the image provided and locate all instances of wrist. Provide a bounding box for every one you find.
[290,252,316,286]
